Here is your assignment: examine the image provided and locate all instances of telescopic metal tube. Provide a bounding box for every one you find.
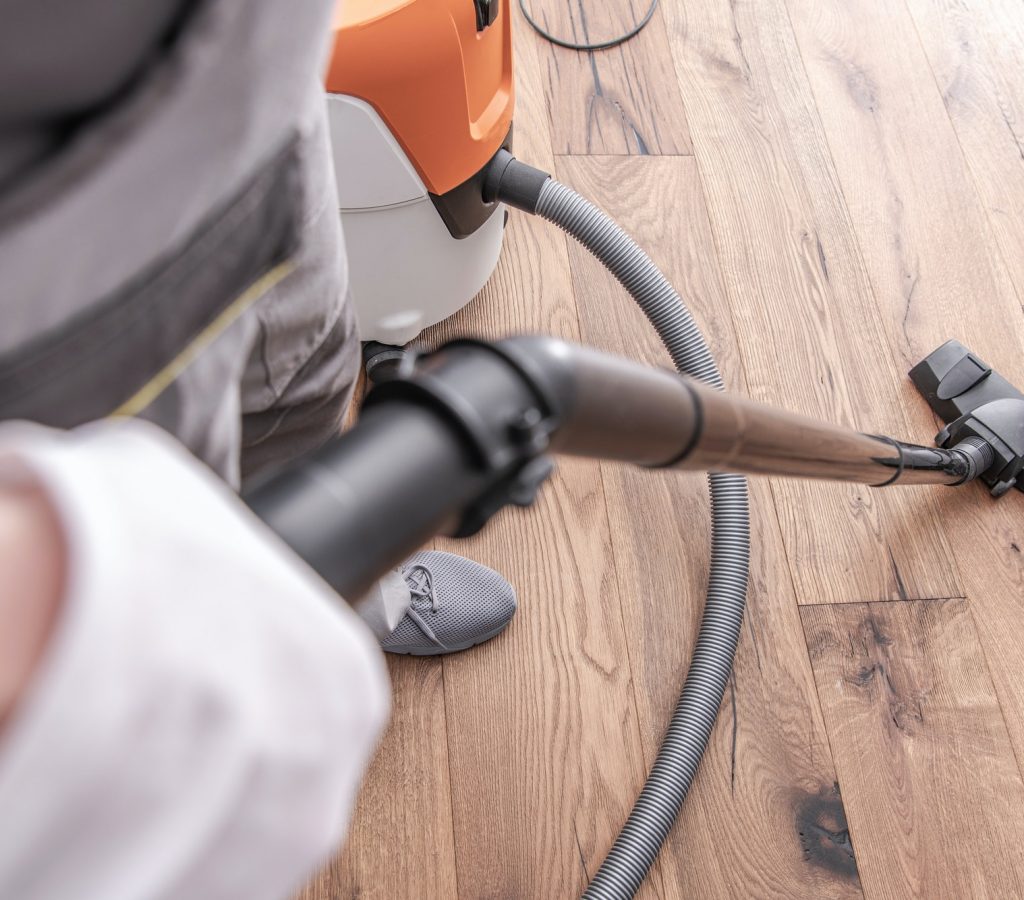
[519,337,982,487]
[247,336,988,604]
[667,380,977,487]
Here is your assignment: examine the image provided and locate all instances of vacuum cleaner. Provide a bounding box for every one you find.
[250,4,1024,897]
[324,0,512,345]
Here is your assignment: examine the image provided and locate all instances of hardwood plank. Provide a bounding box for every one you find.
[557,154,861,898]
[785,0,1024,773]
[783,0,1022,371]
[802,599,1024,897]
[905,0,1024,307]
[424,230,660,897]
[431,465,658,898]
[661,0,962,604]
[411,31,661,898]
[311,32,606,900]
[520,0,692,155]
[296,658,458,900]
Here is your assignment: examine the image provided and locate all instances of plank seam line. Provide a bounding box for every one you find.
[964,595,1024,784]
[798,595,967,608]
[439,657,463,899]
[550,152,696,160]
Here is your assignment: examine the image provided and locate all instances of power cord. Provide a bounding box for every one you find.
[517,0,659,51]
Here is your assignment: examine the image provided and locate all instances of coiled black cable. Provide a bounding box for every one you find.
[517,0,659,51]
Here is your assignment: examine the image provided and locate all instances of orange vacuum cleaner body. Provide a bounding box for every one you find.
[327,0,513,196]
[325,0,515,344]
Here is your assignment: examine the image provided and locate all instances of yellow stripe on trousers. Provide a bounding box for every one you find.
[111,259,296,418]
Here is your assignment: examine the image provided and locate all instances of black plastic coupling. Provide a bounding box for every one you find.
[949,436,996,485]
[362,341,408,384]
[361,339,570,535]
[482,148,551,213]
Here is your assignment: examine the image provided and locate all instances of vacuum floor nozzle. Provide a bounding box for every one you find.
[910,340,1024,496]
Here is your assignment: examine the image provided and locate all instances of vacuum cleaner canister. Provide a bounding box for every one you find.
[325,0,514,345]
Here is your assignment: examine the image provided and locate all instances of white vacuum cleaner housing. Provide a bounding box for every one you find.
[325,0,514,345]
[327,95,505,345]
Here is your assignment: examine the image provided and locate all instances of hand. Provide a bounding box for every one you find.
[0,473,65,732]
[0,420,389,900]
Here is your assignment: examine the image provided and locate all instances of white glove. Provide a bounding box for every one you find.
[0,419,389,900]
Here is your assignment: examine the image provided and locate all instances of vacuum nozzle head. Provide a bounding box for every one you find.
[910,340,1024,496]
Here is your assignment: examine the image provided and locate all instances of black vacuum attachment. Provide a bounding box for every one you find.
[910,340,1024,497]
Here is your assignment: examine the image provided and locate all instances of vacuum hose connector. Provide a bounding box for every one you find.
[482,149,551,213]
[951,436,997,484]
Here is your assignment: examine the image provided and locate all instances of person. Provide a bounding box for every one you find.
[0,1,516,897]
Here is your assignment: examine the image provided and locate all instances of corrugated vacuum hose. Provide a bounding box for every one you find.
[523,175,751,898]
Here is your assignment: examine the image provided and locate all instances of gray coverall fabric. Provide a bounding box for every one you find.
[1,0,359,486]
[0,0,409,626]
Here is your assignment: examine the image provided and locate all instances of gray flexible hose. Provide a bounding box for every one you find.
[534,180,751,899]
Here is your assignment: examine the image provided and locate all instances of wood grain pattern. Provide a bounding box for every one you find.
[802,599,1024,897]
[301,1,1024,895]
[661,0,962,605]
[905,0,1024,307]
[559,154,862,898]
[424,231,661,889]
[417,30,662,899]
[522,0,692,155]
[297,657,459,900]
[785,0,1024,768]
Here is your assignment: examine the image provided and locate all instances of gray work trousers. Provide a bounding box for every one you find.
[0,0,406,631]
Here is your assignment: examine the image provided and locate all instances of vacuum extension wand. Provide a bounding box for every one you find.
[246,335,993,602]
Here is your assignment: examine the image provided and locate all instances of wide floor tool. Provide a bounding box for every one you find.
[910,340,1024,496]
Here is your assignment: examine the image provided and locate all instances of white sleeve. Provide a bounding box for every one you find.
[0,419,390,900]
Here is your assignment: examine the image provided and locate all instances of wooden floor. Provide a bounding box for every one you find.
[302,1,1024,896]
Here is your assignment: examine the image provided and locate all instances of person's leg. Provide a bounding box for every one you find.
[236,94,517,653]
[238,100,360,482]
[0,0,342,487]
